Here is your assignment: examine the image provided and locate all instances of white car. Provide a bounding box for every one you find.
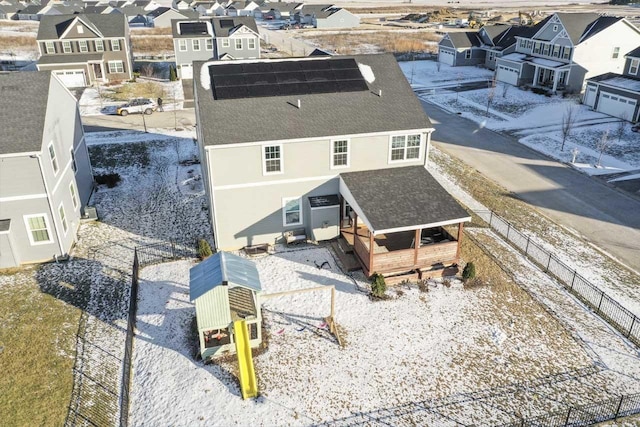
[117,98,157,116]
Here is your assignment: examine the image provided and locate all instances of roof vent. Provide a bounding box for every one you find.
[297,99,301,109]
[378,89,382,97]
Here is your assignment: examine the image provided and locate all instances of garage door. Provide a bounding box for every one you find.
[496,65,519,86]
[583,86,597,107]
[596,92,636,121]
[179,63,193,79]
[54,70,86,88]
[438,48,454,66]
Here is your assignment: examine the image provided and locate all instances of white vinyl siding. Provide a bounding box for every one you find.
[24,214,52,245]
[612,47,620,59]
[45,41,55,54]
[111,39,121,51]
[331,139,349,168]
[48,142,58,174]
[179,39,187,51]
[70,183,79,210]
[193,39,201,51]
[95,40,104,52]
[263,145,282,174]
[108,61,124,73]
[62,41,72,53]
[79,40,88,53]
[282,197,302,226]
[59,204,68,234]
[389,134,421,162]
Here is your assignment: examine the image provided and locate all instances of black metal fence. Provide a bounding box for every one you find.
[475,209,640,348]
[496,392,640,427]
[119,240,197,427]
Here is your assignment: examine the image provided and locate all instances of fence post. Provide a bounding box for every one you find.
[597,291,605,314]
[628,317,637,338]
[489,211,493,226]
[525,235,530,254]
[546,253,552,272]
[564,407,572,426]
[171,241,176,259]
[571,271,577,289]
[506,223,511,240]
[614,395,624,419]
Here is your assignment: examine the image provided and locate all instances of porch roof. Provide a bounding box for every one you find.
[339,166,471,236]
[527,57,569,69]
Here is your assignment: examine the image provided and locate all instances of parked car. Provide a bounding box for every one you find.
[116,98,157,116]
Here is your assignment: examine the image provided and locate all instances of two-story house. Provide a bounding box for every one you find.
[293,5,359,29]
[172,19,215,79]
[583,46,640,122]
[0,71,93,268]
[193,54,471,279]
[36,14,134,87]
[495,13,640,93]
[211,16,260,60]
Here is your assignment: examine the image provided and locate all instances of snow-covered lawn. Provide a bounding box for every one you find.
[398,59,493,88]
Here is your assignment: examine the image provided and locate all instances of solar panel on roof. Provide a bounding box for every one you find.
[209,58,369,100]
[180,22,209,35]
[220,19,234,28]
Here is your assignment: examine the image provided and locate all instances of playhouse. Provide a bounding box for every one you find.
[189,251,263,360]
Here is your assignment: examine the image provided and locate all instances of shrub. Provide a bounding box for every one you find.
[418,280,429,293]
[197,239,213,260]
[94,173,121,188]
[370,273,387,298]
[462,262,476,282]
[169,65,178,82]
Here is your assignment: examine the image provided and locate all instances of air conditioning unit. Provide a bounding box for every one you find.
[82,206,98,221]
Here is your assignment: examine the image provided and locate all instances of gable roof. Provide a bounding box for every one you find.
[0,71,52,155]
[189,251,262,302]
[37,13,127,39]
[194,54,433,146]
[210,16,258,36]
[447,31,482,48]
[626,46,640,59]
[550,13,622,45]
[481,23,510,41]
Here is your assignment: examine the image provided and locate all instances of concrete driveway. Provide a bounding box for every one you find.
[82,109,196,133]
[423,101,640,271]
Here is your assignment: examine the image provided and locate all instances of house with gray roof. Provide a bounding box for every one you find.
[0,3,20,20]
[495,12,640,93]
[147,6,199,27]
[36,14,133,87]
[193,54,470,279]
[210,16,259,60]
[0,71,93,268]
[437,30,485,67]
[293,4,358,28]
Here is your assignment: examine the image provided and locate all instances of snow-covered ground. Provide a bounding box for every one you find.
[401,60,640,174]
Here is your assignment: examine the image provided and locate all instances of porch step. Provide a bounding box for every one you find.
[336,237,353,254]
[330,241,361,272]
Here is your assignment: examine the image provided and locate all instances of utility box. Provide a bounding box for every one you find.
[308,195,340,242]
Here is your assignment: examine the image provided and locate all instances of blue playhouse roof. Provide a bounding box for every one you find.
[189,251,262,302]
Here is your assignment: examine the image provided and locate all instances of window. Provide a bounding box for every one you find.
[552,45,560,58]
[70,183,78,210]
[62,41,72,53]
[552,24,558,32]
[527,40,532,49]
[77,25,84,34]
[45,41,55,54]
[24,214,52,245]
[235,38,242,50]
[282,197,302,226]
[79,40,88,53]
[193,39,201,51]
[179,39,187,51]
[542,44,550,56]
[59,204,68,234]
[111,39,121,51]
[263,145,282,174]
[519,39,526,49]
[70,149,77,173]
[465,49,471,59]
[389,134,421,162]
[108,60,124,73]
[206,38,213,50]
[48,143,58,174]
[630,58,639,75]
[222,38,230,48]
[95,39,104,52]
[613,47,620,59]
[331,139,349,168]
[248,38,256,49]
[563,47,571,60]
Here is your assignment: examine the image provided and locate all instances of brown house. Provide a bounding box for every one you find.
[36,14,133,87]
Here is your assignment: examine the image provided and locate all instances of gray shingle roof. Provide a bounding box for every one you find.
[340,166,470,232]
[627,46,640,58]
[38,53,104,64]
[0,71,52,155]
[37,13,127,40]
[447,31,482,48]
[210,16,258,37]
[194,54,433,146]
[553,13,614,44]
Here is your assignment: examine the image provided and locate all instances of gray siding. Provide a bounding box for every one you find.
[0,233,19,268]
[174,37,215,65]
[454,48,485,66]
[0,156,44,199]
[535,20,561,41]
[315,10,359,29]
[214,34,260,59]
[439,38,455,49]
[623,57,640,77]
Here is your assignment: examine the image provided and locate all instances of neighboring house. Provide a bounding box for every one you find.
[210,16,260,60]
[172,19,214,79]
[584,46,640,122]
[477,24,536,70]
[193,54,471,279]
[16,4,43,20]
[437,31,484,67]
[147,6,199,27]
[254,2,302,20]
[36,14,134,87]
[293,4,359,28]
[0,71,93,268]
[0,3,20,20]
[173,0,196,10]
[193,1,225,16]
[225,1,260,17]
[495,12,640,93]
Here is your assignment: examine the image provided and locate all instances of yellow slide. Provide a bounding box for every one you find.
[233,320,258,399]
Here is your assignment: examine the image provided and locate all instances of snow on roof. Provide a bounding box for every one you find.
[189,251,261,302]
[500,52,527,62]
[528,57,567,68]
[596,75,640,92]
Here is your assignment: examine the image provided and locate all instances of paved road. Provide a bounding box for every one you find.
[423,101,640,271]
[82,109,196,133]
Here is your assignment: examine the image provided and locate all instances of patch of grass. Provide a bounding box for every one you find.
[104,81,165,102]
[131,27,172,35]
[89,142,150,169]
[0,34,36,50]
[0,274,81,426]
[131,35,174,54]
[301,31,440,55]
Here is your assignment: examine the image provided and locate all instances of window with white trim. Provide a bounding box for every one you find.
[206,38,213,50]
[390,134,421,162]
[59,204,68,234]
[179,39,187,51]
[108,60,124,73]
[79,40,88,53]
[613,47,620,59]
[263,145,282,174]
[282,197,302,226]
[331,139,349,168]
[48,142,58,174]
[62,41,72,53]
[77,25,84,34]
[24,214,52,244]
[248,38,256,49]
[70,149,77,173]
[193,39,201,51]
[630,58,639,75]
[70,183,79,210]
[552,24,558,32]
[95,39,104,52]
[222,38,230,48]
[111,39,121,51]
[465,49,471,59]
[45,41,55,54]
[235,38,242,49]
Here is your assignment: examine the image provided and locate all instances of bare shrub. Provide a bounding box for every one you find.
[561,104,579,151]
[131,35,174,54]
[596,129,611,167]
[418,280,429,292]
[139,63,156,78]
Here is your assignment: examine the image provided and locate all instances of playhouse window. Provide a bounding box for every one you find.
[203,327,231,347]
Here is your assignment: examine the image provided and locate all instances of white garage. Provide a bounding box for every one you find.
[53,70,86,88]
[438,48,455,66]
[583,86,597,107]
[496,65,519,86]
[179,63,193,79]
[596,92,637,121]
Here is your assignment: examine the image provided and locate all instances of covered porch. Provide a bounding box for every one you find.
[339,166,471,278]
[530,60,571,92]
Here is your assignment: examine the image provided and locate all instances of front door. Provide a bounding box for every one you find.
[92,63,103,80]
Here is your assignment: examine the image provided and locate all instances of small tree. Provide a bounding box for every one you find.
[436,58,441,72]
[486,78,496,116]
[197,239,213,260]
[613,115,627,144]
[370,273,387,298]
[560,104,579,151]
[169,65,178,82]
[501,82,510,98]
[596,129,611,168]
[462,262,476,282]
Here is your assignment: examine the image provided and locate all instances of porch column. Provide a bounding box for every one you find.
[414,228,420,266]
[533,66,540,87]
[455,222,464,260]
[552,70,559,93]
[339,196,345,228]
[352,212,358,238]
[368,231,374,275]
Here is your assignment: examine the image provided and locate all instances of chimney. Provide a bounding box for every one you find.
[297,99,301,109]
